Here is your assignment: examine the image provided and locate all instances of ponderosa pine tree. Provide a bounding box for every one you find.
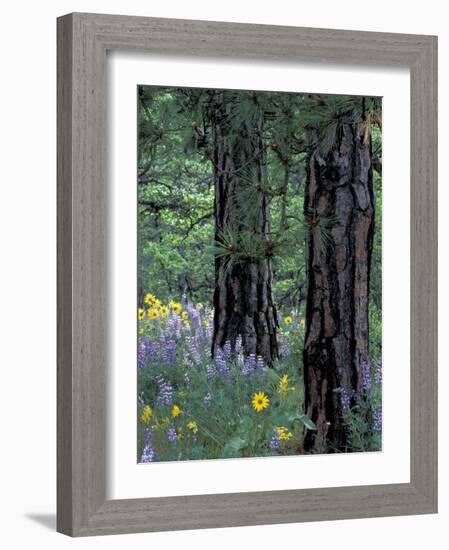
[210,90,279,363]
[302,97,376,452]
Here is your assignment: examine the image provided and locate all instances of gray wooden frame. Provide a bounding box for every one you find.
[57,12,438,537]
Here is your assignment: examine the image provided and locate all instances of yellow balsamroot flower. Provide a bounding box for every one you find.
[147,308,160,320]
[300,319,305,329]
[170,301,182,314]
[187,421,198,434]
[153,299,162,308]
[160,305,169,318]
[284,316,293,325]
[252,392,270,413]
[140,405,152,425]
[144,293,156,304]
[171,405,181,418]
[181,311,189,320]
[196,303,204,310]
[138,308,145,320]
[183,320,190,328]
[276,426,293,441]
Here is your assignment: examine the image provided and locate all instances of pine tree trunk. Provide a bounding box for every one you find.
[303,113,375,452]
[211,91,279,363]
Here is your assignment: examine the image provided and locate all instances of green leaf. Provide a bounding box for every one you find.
[296,414,317,431]
[223,437,246,458]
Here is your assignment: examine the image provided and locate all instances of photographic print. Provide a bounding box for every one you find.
[137,86,382,463]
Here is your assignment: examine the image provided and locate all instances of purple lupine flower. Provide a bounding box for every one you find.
[334,387,353,412]
[269,431,280,450]
[206,364,216,379]
[235,335,242,354]
[166,315,176,336]
[186,336,201,366]
[159,335,177,366]
[159,336,169,365]
[137,340,147,370]
[374,358,382,385]
[223,340,232,360]
[142,336,160,365]
[280,342,291,358]
[190,307,202,331]
[215,348,229,376]
[166,339,177,365]
[194,329,204,349]
[372,408,382,432]
[203,392,212,406]
[141,443,156,462]
[360,358,372,392]
[237,352,244,370]
[184,371,190,385]
[256,356,265,371]
[167,427,177,442]
[243,354,256,375]
[155,375,173,407]
[143,427,153,442]
[205,316,214,345]
[138,336,158,369]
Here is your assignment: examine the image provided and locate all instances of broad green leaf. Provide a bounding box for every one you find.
[223,437,246,458]
[296,414,317,431]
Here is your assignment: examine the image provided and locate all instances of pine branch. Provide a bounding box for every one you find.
[180,210,214,242]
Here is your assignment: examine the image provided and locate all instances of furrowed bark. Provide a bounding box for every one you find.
[303,113,375,452]
[211,90,279,363]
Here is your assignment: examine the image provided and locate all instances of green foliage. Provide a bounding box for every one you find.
[137,87,315,309]
[341,377,382,453]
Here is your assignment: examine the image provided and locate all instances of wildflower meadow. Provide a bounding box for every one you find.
[137,294,382,462]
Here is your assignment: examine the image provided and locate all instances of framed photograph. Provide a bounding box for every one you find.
[57,12,437,536]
